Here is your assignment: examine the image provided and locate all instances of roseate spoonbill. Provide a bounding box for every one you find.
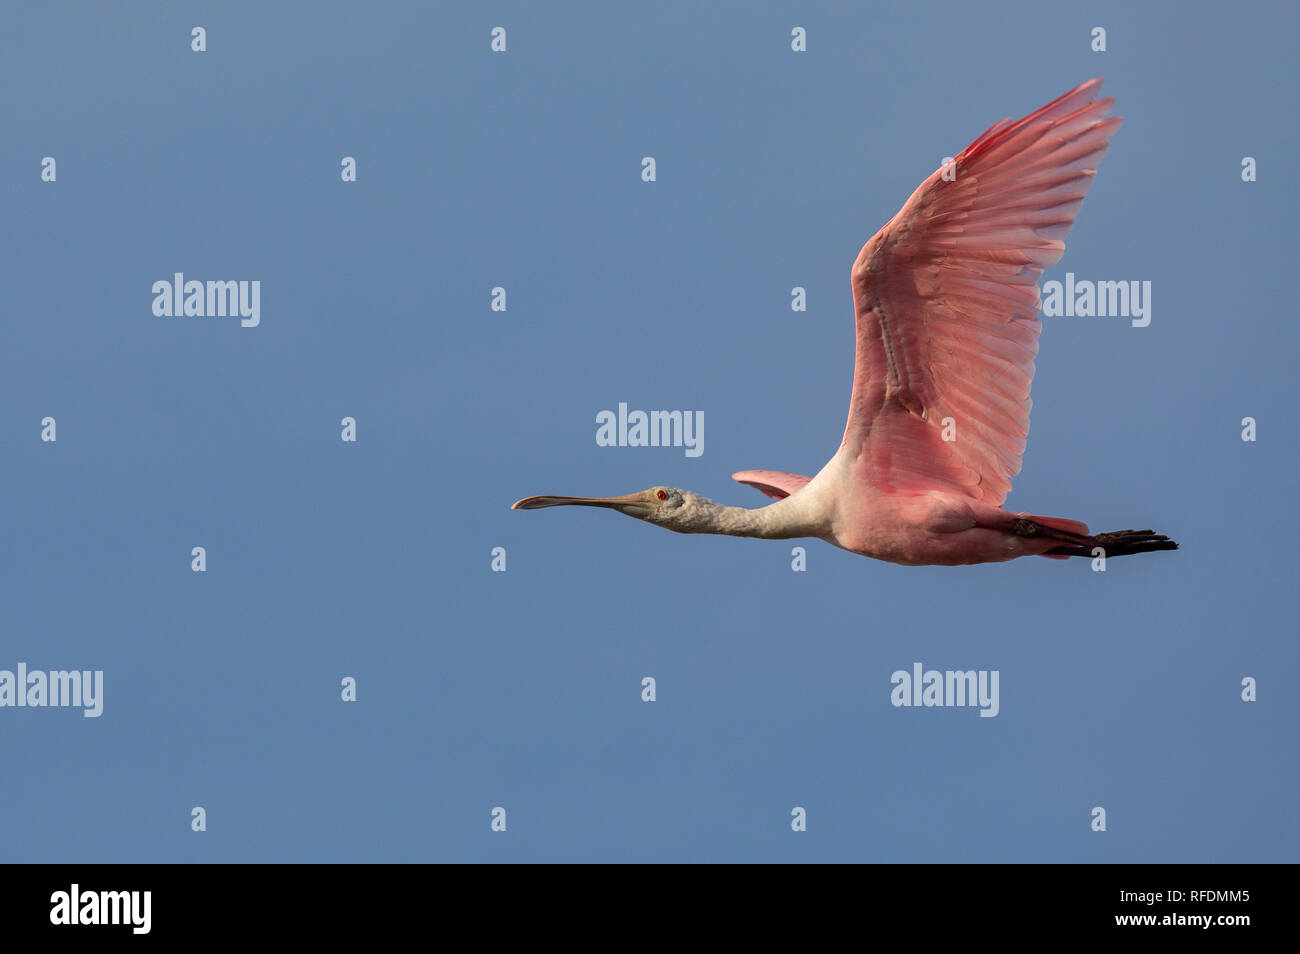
[513,79,1177,566]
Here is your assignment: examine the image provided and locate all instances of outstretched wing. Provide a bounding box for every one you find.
[732,470,812,500]
[844,78,1120,505]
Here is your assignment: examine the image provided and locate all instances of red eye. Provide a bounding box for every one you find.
[657,490,668,500]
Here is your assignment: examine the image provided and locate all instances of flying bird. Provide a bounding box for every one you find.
[513,79,1177,566]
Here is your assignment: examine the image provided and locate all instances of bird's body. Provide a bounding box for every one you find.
[514,79,1178,566]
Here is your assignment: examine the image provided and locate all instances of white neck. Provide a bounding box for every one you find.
[673,495,825,540]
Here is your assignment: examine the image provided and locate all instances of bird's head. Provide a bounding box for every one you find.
[511,486,707,531]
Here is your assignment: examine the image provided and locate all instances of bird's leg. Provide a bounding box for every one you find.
[1012,519,1180,557]
[1010,518,1090,546]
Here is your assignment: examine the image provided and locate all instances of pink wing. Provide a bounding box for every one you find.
[732,470,812,500]
[844,79,1121,505]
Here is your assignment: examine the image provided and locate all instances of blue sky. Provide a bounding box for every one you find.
[2,1,1295,862]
